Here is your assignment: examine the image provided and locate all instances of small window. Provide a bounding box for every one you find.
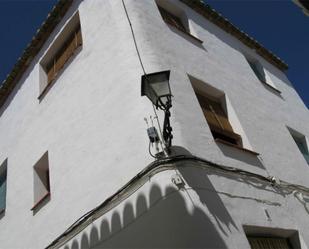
[0,159,7,214]
[244,225,300,249]
[195,92,243,147]
[189,75,258,155]
[288,128,309,164]
[45,27,82,85]
[156,2,202,43]
[39,12,82,98]
[158,6,187,34]
[32,152,50,211]
[247,58,279,92]
[247,236,292,249]
[248,60,266,83]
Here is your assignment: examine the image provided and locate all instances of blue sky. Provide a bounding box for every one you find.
[0,0,308,107]
[206,0,309,108]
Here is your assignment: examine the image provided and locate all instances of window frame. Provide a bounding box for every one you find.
[189,75,259,155]
[39,11,82,99]
[246,58,281,94]
[287,127,309,165]
[31,152,51,212]
[156,3,203,44]
[244,225,301,249]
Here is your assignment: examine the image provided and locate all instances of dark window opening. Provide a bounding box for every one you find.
[0,160,7,213]
[248,236,292,249]
[158,6,187,34]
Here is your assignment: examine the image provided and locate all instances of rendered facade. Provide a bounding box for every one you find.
[0,0,309,248]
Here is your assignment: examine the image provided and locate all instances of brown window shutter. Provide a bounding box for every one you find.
[47,66,54,85]
[44,26,82,86]
[196,93,234,133]
[55,49,66,73]
[248,237,291,249]
[46,59,56,85]
[76,29,82,46]
[66,34,77,58]
[195,92,243,146]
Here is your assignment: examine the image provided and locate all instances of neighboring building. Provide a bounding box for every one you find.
[0,0,309,248]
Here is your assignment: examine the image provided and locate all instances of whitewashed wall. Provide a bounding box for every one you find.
[0,0,308,248]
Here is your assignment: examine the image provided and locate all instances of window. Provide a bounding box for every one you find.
[246,58,280,93]
[190,75,258,155]
[195,92,243,147]
[39,12,82,97]
[45,27,82,85]
[244,225,301,249]
[247,58,281,93]
[247,237,292,249]
[156,2,203,43]
[288,128,309,164]
[158,6,187,34]
[32,152,50,211]
[0,160,7,214]
[248,60,266,83]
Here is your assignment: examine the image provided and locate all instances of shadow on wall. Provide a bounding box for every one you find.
[65,183,229,249]
[216,142,266,169]
[177,163,238,237]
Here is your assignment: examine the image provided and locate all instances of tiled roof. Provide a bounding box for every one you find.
[0,0,288,110]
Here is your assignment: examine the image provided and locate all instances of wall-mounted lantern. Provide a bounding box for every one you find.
[141,70,173,149]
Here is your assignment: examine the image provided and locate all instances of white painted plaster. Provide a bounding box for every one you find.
[0,0,308,248]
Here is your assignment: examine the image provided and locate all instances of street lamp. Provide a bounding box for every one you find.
[141,70,173,148]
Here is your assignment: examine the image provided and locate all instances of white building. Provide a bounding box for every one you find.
[0,0,309,248]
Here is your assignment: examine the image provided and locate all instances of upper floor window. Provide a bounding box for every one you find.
[0,159,7,215]
[156,2,203,44]
[45,27,82,85]
[158,6,187,34]
[39,12,82,98]
[288,127,309,164]
[246,58,280,93]
[195,92,243,147]
[189,75,258,155]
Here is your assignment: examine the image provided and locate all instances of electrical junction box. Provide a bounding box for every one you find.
[147,126,159,143]
[171,174,184,187]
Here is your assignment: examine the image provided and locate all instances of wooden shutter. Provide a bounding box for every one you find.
[195,93,242,146]
[158,6,187,33]
[76,29,82,46]
[0,168,7,211]
[45,27,82,85]
[47,61,56,85]
[248,237,291,249]
[196,93,234,133]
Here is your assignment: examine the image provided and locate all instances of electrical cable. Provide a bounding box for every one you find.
[121,0,146,76]
[45,154,309,249]
[121,0,165,155]
[148,141,157,159]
